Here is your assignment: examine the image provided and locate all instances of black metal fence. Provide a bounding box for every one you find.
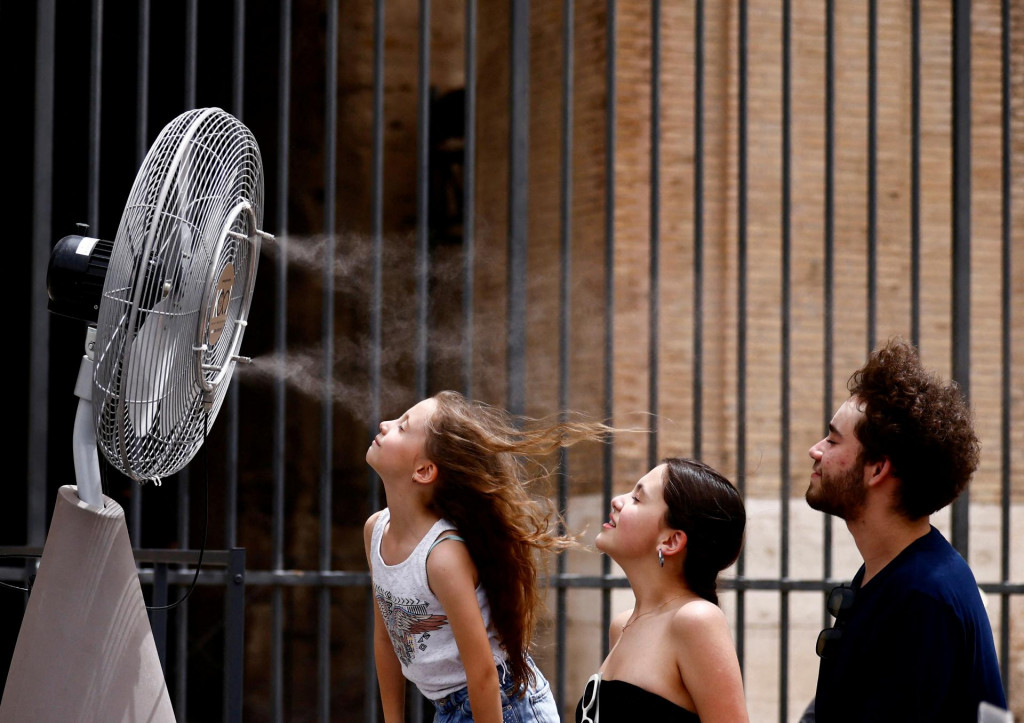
[6,1,1020,721]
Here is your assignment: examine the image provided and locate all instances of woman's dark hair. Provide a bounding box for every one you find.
[848,337,979,519]
[661,458,746,605]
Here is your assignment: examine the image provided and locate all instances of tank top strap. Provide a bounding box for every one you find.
[427,533,466,556]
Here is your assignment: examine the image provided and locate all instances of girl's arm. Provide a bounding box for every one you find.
[672,600,750,723]
[364,512,407,722]
[427,540,502,723]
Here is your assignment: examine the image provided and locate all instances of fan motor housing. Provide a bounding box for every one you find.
[47,235,115,324]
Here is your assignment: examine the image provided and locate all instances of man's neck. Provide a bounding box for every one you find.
[847,510,931,585]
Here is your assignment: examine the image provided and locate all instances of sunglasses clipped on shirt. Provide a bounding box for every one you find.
[816,585,855,658]
[579,673,601,723]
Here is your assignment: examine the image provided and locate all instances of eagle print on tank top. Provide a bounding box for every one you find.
[374,583,449,665]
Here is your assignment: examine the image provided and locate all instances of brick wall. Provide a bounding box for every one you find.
[473,0,1023,508]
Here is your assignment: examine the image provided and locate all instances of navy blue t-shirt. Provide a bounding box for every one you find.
[814,527,1006,722]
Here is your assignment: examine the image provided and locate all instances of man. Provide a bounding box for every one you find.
[806,338,1006,722]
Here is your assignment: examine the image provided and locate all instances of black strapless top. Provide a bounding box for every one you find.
[574,678,700,722]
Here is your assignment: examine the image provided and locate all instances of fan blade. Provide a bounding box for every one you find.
[123,294,177,439]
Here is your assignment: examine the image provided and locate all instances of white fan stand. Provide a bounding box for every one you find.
[2,107,268,723]
[0,329,174,722]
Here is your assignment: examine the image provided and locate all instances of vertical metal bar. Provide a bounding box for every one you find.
[950,0,971,557]
[911,0,922,346]
[320,3,339,720]
[129,0,151,550]
[692,0,704,459]
[647,0,661,469]
[87,0,103,531]
[867,0,878,352]
[416,0,431,401]
[507,0,530,415]
[734,0,748,674]
[823,0,835,607]
[555,0,575,708]
[180,49,199,722]
[174,469,191,710]
[233,0,245,116]
[410,6,432,717]
[225,548,247,723]
[88,0,103,232]
[366,1,385,721]
[600,0,617,660]
[180,36,200,715]
[370,0,385,495]
[28,0,56,547]
[224,0,247,552]
[174,542,189,715]
[151,564,168,671]
[780,2,792,720]
[129,478,143,546]
[272,2,293,721]
[185,0,198,110]
[179,49,200,723]
[136,0,150,181]
[999,0,1012,694]
[464,0,479,397]
[22,559,34,608]
[462,0,477,398]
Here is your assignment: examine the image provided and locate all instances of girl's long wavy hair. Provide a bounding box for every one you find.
[424,391,609,691]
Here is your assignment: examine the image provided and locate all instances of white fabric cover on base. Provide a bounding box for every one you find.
[0,485,175,722]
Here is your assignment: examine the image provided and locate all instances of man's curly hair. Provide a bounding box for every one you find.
[848,338,980,520]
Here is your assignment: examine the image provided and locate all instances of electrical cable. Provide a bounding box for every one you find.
[0,554,42,593]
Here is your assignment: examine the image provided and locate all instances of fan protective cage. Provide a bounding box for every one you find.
[93,107,265,483]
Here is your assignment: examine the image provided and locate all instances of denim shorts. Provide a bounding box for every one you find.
[431,659,560,723]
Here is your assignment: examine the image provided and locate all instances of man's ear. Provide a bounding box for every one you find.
[660,529,687,559]
[865,456,892,488]
[413,460,437,485]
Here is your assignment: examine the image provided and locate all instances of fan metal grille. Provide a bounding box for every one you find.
[93,108,265,483]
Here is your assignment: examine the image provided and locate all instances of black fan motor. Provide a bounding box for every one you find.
[47,234,115,324]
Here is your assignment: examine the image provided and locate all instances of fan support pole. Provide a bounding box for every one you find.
[73,327,103,508]
[0,487,175,722]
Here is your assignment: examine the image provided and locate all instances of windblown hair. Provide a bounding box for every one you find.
[848,337,980,520]
[661,458,746,605]
[424,391,609,692]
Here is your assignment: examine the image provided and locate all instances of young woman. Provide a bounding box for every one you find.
[576,458,748,722]
[364,391,607,723]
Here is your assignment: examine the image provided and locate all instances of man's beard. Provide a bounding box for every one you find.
[806,461,867,521]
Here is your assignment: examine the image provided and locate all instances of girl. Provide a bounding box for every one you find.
[364,390,607,723]
[576,458,748,722]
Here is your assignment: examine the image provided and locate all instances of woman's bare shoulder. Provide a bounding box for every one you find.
[670,598,729,637]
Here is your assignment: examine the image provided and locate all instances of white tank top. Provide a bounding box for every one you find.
[370,508,507,699]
